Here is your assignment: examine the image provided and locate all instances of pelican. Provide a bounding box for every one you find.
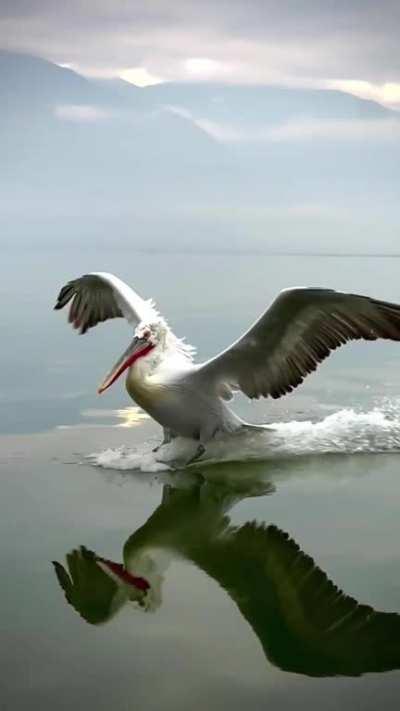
[55,272,400,463]
[54,476,400,676]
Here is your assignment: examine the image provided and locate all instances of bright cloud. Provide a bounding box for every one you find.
[119,67,164,87]
[184,57,232,79]
[327,80,400,109]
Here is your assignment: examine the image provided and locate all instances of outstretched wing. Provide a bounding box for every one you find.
[195,288,400,399]
[195,522,400,677]
[123,483,400,676]
[53,484,400,675]
[54,272,158,334]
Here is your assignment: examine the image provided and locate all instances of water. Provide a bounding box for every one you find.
[2,252,400,709]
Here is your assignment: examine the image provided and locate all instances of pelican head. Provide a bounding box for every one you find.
[98,319,168,394]
[98,549,168,613]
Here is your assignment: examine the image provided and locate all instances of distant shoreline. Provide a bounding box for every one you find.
[5,244,400,258]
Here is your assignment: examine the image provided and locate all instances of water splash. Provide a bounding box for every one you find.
[89,446,172,472]
[88,402,400,473]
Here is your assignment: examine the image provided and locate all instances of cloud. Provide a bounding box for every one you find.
[54,104,113,122]
[1,2,400,106]
[119,67,163,87]
[165,106,400,143]
[327,79,400,110]
[183,57,233,79]
[265,117,400,143]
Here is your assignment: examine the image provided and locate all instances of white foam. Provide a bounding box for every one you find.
[87,401,400,472]
[88,446,172,472]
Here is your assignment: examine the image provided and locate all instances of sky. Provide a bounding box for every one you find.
[1,0,400,107]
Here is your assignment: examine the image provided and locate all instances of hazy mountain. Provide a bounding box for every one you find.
[1,50,399,253]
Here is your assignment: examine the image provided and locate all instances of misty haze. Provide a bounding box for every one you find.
[2,49,400,254]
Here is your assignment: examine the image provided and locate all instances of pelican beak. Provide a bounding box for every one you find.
[97,336,151,394]
[96,556,150,592]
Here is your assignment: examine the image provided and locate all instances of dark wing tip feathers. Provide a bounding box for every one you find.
[54,275,123,334]
[54,281,73,309]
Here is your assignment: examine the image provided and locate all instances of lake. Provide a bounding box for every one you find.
[2,251,400,710]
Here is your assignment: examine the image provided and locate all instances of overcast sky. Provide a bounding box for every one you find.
[1,1,400,106]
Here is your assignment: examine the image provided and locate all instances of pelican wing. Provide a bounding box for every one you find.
[124,484,400,676]
[54,272,158,334]
[53,484,400,674]
[194,522,400,676]
[53,547,128,624]
[195,288,400,399]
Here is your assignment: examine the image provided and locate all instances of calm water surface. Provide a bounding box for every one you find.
[2,252,400,709]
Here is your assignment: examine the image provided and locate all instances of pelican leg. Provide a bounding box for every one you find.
[153,428,174,452]
[186,443,206,466]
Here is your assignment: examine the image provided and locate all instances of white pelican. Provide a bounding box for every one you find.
[54,477,400,676]
[55,272,400,463]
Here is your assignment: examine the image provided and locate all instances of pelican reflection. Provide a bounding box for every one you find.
[54,474,400,677]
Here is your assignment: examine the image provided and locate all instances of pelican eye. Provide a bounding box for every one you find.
[142,329,151,340]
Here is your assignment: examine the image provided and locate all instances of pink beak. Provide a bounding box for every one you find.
[97,556,150,591]
[98,336,154,394]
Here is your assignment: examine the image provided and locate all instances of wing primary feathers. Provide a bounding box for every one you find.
[195,287,400,401]
[54,273,155,334]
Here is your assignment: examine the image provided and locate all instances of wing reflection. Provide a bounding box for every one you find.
[53,475,400,677]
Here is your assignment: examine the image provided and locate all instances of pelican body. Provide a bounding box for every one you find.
[55,272,400,462]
